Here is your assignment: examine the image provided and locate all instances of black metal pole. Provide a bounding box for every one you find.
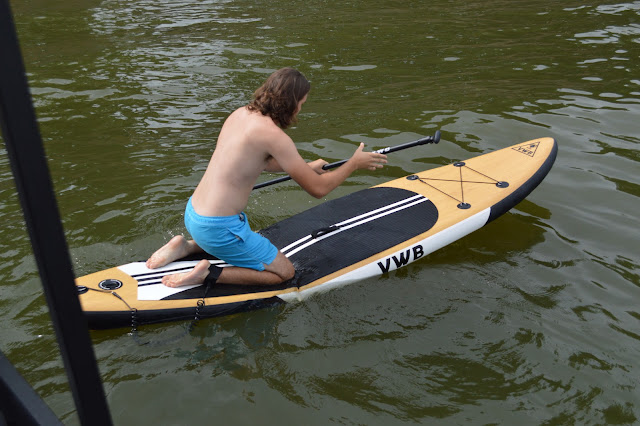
[0,1,112,424]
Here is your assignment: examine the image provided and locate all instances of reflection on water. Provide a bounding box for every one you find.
[2,0,639,424]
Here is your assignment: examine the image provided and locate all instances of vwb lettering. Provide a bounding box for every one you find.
[377,245,424,273]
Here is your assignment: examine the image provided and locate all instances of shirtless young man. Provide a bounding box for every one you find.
[146,68,387,288]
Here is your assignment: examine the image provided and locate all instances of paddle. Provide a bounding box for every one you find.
[253,130,441,190]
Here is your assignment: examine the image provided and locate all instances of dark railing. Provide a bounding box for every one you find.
[0,1,112,424]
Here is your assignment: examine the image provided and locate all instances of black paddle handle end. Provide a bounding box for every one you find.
[375,130,441,155]
[416,130,440,145]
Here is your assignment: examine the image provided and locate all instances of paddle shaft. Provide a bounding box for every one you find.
[253,131,441,190]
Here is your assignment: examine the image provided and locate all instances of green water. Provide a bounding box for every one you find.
[2,0,639,424]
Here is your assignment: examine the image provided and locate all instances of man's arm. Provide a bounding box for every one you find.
[269,135,387,199]
[264,156,327,174]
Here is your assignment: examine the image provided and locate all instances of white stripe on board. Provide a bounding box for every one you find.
[284,197,429,258]
[138,282,202,301]
[279,194,425,254]
[333,194,425,228]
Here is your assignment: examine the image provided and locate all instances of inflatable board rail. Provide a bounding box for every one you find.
[77,137,557,329]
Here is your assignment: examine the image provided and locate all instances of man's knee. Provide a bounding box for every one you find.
[274,257,295,282]
[282,262,295,281]
[266,252,295,282]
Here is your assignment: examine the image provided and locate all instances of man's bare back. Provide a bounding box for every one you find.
[190,106,289,217]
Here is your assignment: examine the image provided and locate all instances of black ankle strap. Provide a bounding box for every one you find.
[204,264,222,286]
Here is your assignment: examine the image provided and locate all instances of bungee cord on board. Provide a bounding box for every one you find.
[408,162,509,210]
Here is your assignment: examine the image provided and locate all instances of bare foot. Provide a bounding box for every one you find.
[162,259,211,288]
[146,235,197,269]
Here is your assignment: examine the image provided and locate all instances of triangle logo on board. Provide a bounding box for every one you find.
[512,141,540,157]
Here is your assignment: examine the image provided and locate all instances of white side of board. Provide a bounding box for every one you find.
[277,207,491,302]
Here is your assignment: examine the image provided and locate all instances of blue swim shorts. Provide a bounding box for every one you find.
[184,198,278,271]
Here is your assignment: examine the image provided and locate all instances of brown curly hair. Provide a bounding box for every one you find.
[247,68,310,129]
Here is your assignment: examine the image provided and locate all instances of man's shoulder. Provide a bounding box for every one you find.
[225,107,293,153]
[248,115,291,144]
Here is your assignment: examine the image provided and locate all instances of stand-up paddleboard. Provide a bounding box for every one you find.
[77,136,557,329]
